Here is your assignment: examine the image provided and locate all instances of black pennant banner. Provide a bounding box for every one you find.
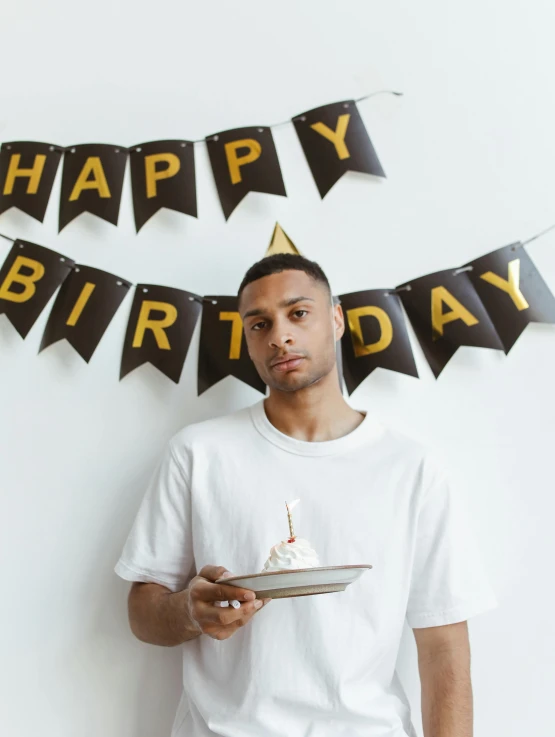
[339,289,418,394]
[398,268,504,378]
[39,265,132,362]
[130,140,197,232]
[464,243,555,353]
[1,220,554,392]
[0,142,63,222]
[197,296,266,395]
[293,100,385,198]
[0,239,74,338]
[120,284,201,383]
[59,144,128,232]
[0,92,400,228]
[206,127,286,220]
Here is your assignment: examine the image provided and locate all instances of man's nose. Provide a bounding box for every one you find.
[268,322,294,349]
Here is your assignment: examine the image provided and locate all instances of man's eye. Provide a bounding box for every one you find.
[294,310,308,318]
[251,321,267,331]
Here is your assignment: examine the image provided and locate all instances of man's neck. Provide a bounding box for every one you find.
[263,371,365,443]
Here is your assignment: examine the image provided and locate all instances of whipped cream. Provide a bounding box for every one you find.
[261,537,320,572]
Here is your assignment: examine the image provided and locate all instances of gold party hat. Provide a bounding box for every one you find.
[264,223,302,257]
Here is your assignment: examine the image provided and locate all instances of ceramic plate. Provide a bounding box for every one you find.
[215,564,372,599]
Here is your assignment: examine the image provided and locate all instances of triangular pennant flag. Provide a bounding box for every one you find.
[197,296,266,396]
[39,265,131,362]
[293,100,385,198]
[120,285,201,383]
[465,243,555,353]
[0,239,74,338]
[264,223,302,257]
[339,289,419,393]
[206,127,286,220]
[397,268,504,378]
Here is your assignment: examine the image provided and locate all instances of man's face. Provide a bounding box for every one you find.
[239,269,344,393]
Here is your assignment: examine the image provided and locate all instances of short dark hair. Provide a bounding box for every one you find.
[238,254,331,302]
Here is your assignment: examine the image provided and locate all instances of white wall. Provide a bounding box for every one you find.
[1,1,553,735]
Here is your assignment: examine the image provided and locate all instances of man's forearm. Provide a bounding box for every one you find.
[128,582,201,647]
[419,650,473,737]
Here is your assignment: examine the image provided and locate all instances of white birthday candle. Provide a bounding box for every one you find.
[285,499,300,542]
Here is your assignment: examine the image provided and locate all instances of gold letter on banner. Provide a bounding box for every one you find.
[431,286,479,338]
[0,256,45,302]
[219,311,243,359]
[347,306,393,357]
[3,154,47,195]
[66,283,96,326]
[69,157,111,201]
[144,153,181,198]
[224,140,262,184]
[132,300,178,349]
[480,259,529,311]
[310,114,351,159]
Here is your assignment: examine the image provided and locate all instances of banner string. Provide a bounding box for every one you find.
[238,89,404,139]
[387,223,555,294]
[1,218,554,305]
[154,90,404,145]
[0,91,404,155]
[521,221,555,246]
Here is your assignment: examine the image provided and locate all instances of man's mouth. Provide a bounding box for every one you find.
[270,354,305,372]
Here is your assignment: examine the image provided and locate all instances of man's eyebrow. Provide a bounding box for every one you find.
[281,296,315,307]
[242,307,264,319]
[242,296,315,320]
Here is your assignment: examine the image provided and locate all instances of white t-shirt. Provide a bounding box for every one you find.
[115,400,498,737]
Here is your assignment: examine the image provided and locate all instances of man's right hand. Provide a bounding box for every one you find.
[186,565,271,641]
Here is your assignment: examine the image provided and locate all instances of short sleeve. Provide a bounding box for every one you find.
[114,441,196,593]
[405,457,499,628]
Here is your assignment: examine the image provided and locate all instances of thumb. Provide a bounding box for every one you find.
[197,565,235,582]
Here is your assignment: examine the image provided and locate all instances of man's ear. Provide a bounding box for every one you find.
[334,303,345,341]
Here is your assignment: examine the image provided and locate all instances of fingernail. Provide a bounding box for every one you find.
[254,600,263,609]
[221,571,234,578]
[230,600,241,609]
[244,592,255,601]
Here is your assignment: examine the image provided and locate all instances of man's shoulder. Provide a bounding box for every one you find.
[169,402,257,453]
[371,424,450,503]
[378,422,446,473]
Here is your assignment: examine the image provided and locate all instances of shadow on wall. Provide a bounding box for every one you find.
[99,575,183,737]
[105,487,184,737]
[131,641,183,737]
[56,491,185,737]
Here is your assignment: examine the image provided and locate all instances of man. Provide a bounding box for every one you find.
[115,253,498,737]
